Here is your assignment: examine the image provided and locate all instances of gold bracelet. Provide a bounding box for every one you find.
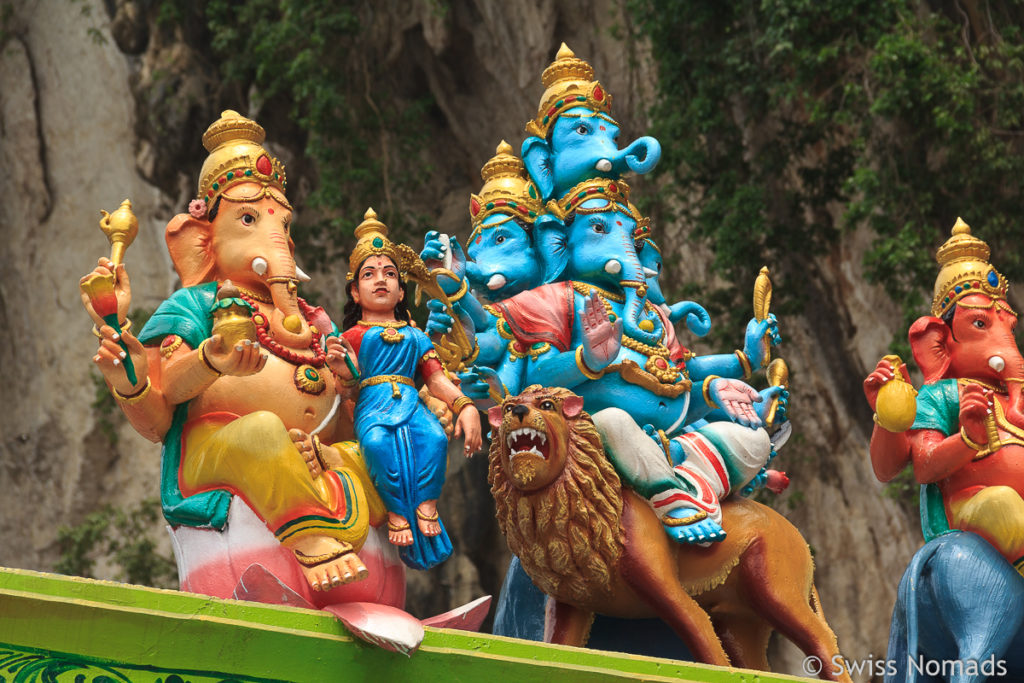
[575,346,604,380]
[92,318,132,339]
[451,395,475,414]
[734,350,752,379]
[960,426,987,452]
[339,376,359,388]
[702,375,721,408]
[447,278,469,303]
[112,377,151,404]
[197,339,223,376]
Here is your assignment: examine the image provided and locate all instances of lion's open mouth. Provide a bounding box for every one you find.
[506,426,549,460]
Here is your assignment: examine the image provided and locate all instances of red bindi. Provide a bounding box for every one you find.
[616,220,622,226]
[599,125,606,131]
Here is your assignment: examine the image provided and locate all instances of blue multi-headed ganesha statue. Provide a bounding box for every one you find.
[418,41,803,664]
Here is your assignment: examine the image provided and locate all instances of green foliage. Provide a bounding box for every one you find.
[89,369,119,447]
[635,1,1024,326]
[184,0,436,268]
[883,464,920,509]
[55,498,177,589]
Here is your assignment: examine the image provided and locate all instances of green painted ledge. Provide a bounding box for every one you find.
[0,567,809,683]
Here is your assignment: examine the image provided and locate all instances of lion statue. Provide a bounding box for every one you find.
[487,385,849,681]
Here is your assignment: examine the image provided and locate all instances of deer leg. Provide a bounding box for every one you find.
[544,597,594,647]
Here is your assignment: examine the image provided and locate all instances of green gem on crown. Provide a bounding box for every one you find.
[372,237,384,248]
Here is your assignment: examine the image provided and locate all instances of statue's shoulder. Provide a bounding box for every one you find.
[139,282,218,348]
[493,282,576,351]
[911,378,960,436]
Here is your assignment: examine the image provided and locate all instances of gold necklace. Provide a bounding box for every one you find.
[359,320,408,328]
[236,286,272,304]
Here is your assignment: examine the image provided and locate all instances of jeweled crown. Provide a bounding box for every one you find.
[525,43,613,140]
[197,110,288,215]
[931,217,1008,317]
[347,208,400,281]
[547,178,649,237]
[469,141,544,239]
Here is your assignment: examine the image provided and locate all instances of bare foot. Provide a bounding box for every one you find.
[415,500,441,537]
[289,428,339,479]
[287,534,367,591]
[387,512,413,546]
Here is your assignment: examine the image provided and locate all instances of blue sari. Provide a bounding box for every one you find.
[348,323,451,570]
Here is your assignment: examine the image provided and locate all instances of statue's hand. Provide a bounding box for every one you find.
[80,257,132,327]
[863,357,911,411]
[454,400,483,457]
[93,324,149,396]
[421,230,466,294]
[204,335,268,377]
[743,314,780,370]
[709,377,763,429]
[756,385,789,423]
[581,291,622,371]
[458,366,501,401]
[959,383,992,446]
[425,298,461,337]
[325,336,359,382]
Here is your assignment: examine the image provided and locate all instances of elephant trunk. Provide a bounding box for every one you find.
[263,251,312,348]
[611,136,662,177]
[614,233,662,346]
[673,301,712,337]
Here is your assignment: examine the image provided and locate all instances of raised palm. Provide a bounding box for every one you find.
[581,291,622,370]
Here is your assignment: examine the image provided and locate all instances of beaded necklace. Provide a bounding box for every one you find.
[238,292,327,367]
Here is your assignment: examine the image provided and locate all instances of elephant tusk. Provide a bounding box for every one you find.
[487,273,507,290]
[604,260,622,275]
[990,355,1006,372]
[643,267,658,278]
[295,265,312,282]
[595,159,613,172]
[251,257,268,276]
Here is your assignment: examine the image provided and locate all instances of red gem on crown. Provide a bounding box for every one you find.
[470,197,480,216]
[594,85,604,101]
[256,154,273,176]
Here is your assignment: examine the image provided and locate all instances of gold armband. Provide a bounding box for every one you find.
[197,339,223,376]
[734,350,752,379]
[960,426,987,452]
[112,377,151,404]
[451,396,475,414]
[575,346,604,380]
[92,318,132,339]
[702,375,721,409]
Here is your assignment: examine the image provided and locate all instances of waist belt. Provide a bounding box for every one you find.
[360,374,415,398]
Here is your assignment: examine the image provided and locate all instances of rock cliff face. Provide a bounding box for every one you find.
[0,0,920,677]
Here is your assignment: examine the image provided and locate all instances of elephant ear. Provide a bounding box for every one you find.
[909,315,952,383]
[522,136,554,201]
[535,213,568,284]
[166,213,217,287]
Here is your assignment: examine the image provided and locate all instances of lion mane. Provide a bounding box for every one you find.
[488,387,624,604]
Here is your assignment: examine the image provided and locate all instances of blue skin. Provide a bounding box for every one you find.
[522,107,662,201]
[638,240,712,337]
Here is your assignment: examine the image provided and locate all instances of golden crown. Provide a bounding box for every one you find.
[931,217,1008,317]
[346,208,400,281]
[547,177,649,233]
[197,110,288,214]
[525,43,613,140]
[468,141,544,241]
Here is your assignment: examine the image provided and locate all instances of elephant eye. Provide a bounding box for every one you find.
[592,223,607,234]
[974,319,987,329]
[495,235,505,244]
[241,213,256,226]
[575,124,589,135]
